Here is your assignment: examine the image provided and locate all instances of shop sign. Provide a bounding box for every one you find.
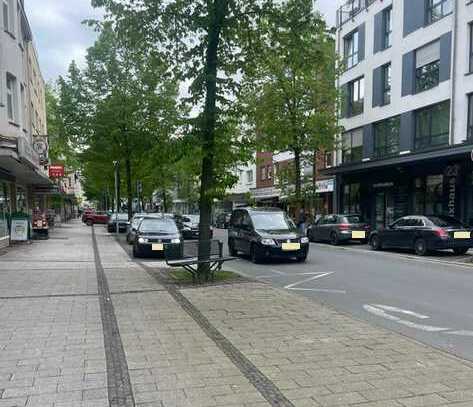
[444,164,460,217]
[33,137,49,165]
[49,165,65,178]
[373,182,394,188]
[17,137,40,168]
[11,219,28,241]
[251,187,281,199]
[315,179,335,193]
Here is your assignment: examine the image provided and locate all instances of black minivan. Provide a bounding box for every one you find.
[228,207,309,263]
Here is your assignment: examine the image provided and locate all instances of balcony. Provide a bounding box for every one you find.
[337,0,377,28]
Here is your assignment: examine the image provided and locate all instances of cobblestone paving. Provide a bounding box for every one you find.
[0,223,108,407]
[183,284,473,407]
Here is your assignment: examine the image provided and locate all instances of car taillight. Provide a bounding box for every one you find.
[434,228,448,238]
[338,223,350,230]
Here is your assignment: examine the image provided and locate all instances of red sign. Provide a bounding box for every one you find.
[49,165,65,178]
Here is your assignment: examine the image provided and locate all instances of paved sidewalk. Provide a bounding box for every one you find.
[2,222,473,407]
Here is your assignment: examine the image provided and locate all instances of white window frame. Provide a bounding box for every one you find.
[6,73,18,123]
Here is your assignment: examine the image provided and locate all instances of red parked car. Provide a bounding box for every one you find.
[84,211,109,226]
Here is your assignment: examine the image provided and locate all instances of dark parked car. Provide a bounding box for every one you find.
[179,214,214,240]
[126,213,148,244]
[308,214,371,245]
[369,215,473,256]
[215,212,231,229]
[228,207,309,263]
[132,216,182,258]
[107,213,130,233]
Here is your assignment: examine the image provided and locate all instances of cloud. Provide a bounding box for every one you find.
[25,0,102,81]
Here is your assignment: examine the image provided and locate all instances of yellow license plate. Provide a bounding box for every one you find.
[152,243,164,251]
[454,232,471,239]
[282,243,300,251]
[352,231,366,239]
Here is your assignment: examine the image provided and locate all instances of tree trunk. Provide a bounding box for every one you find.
[162,189,168,212]
[197,0,230,281]
[125,157,133,220]
[294,148,302,205]
[117,166,121,213]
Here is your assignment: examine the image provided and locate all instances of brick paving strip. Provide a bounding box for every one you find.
[136,259,296,407]
[91,226,136,407]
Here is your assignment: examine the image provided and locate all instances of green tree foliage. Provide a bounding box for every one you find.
[244,0,340,205]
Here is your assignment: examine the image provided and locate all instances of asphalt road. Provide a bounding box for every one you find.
[213,228,473,362]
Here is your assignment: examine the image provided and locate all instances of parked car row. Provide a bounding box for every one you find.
[307,213,473,256]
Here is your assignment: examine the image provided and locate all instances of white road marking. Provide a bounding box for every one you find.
[363,304,450,332]
[289,288,347,294]
[445,330,473,337]
[284,272,334,290]
[372,304,430,319]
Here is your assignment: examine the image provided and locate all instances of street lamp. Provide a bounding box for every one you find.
[113,161,120,239]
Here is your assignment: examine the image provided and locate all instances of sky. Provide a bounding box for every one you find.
[25,0,338,83]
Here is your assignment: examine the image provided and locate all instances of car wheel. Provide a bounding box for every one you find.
[330,232,339,246]
[370,235,382,251]
[414,238,428,256]
[251,244,262,264]
[86,220,93,227]
[297,254,307,263]
[228,239,238,257]
[132,245,141,258]
[453,247,469,255]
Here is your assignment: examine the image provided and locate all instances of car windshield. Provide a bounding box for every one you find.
[251,212,295,231]
[112,213,128,221]
[139,218,179,233]
[184,215,199,223]
[427,216,465,228]
[343,215,364,224]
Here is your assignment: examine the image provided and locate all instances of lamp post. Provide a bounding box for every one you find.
[113,161,120,239]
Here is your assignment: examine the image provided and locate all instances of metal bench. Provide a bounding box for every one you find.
[164,240,236,281]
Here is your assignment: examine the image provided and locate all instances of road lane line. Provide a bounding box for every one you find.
[284,272,333,290]
[445,330,473,337]
[289,288,347,294]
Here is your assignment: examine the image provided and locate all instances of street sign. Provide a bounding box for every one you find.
[49,164,65,178]
[11,219,28,241]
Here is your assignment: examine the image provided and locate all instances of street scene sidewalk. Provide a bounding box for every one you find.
[2,221,473,407]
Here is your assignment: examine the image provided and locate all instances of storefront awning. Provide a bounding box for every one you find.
[0,149,52,187]
[322,144,473,176]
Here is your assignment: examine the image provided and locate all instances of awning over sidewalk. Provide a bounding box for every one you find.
[0,137,52,187]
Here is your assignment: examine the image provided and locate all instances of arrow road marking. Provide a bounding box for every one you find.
[283,272,347,294]
[445,330,473,337]
[372,304,430,320]
[363,304,450,332]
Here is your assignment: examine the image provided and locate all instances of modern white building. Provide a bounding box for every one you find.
[226,161,256,206]
[0,0,50,246]
[325,0,473,227]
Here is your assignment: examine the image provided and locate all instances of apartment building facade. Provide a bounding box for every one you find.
[0,0,50,246]
[328,0,473,228]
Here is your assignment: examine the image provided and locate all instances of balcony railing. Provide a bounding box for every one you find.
[337,0,377,28]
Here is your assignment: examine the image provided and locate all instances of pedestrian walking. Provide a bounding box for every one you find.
[297,207,306,236]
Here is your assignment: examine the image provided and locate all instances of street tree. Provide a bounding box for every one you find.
[92,0,270,280]
[244,0,340,207]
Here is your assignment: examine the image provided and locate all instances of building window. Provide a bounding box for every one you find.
[348,77,364,117]
[343,29,359,69]
[415,40,440,93]
[260,166,266,181]
[2,0,8,32]
[6,73,17,123]
[469,23,473,74]
[246,170,253,184]
[342,128,363,163]
[415,100,450,150]
[267,165,272,180]
[414,176,444,216]
[383,7,392,49]
[324,152,333,168]
[382,63,391,105]
[374,116,400,158]
[343,183,360,214]
[468,94,473,141]
[426,0,453,25]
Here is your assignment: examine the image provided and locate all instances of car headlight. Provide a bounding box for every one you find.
[138,237,147,243]
[171,238,181,244]
[301,237,309,244]
[261,238,276,246]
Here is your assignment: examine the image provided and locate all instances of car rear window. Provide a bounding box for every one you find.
[342,215,364,224]
[427,216,464,228]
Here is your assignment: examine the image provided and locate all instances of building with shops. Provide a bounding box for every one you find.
[250,151,335,215]
[326,0,473,228]
[0,0,50,247]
